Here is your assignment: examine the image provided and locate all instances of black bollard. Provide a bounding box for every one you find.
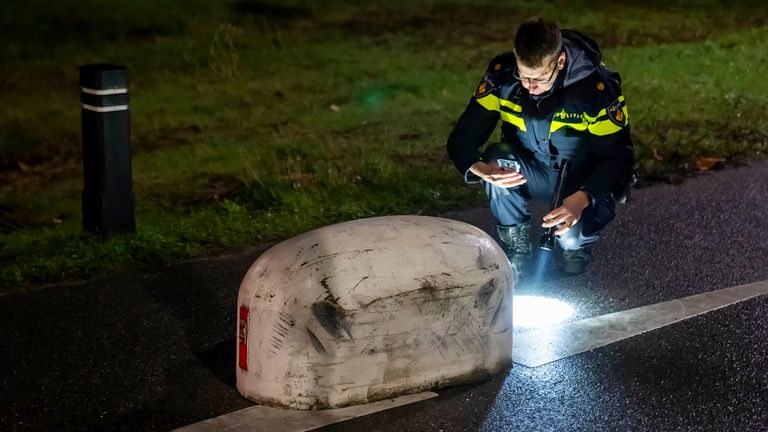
[80,64,136,236]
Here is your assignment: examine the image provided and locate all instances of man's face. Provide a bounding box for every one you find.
[515,51,565,96]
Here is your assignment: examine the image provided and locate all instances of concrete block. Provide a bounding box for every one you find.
[236,215,513,409]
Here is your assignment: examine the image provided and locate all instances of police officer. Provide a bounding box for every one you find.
[447,18,634,276]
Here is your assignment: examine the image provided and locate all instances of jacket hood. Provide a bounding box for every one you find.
[561,29,602,87]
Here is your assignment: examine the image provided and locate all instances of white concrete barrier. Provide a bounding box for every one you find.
[236,215,513,409]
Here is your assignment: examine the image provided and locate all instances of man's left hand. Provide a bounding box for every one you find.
[542,191,590,235]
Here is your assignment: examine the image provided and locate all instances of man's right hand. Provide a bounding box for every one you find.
[469,161,527,188]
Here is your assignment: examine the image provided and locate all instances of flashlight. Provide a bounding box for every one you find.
[539,159,571,251]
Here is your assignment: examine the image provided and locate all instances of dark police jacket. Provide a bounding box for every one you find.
[447,30,634,200]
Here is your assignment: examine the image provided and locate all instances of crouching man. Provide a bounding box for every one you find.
[447,18,634,276]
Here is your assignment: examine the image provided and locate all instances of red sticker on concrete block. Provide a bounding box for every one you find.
[238,306,249,370]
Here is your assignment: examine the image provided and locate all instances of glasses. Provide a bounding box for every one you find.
[514,56,559,85]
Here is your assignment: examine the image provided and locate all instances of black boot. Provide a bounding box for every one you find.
[496,223,532,277]
[561,245,593,276]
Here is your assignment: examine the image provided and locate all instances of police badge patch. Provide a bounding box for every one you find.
[607,98,626,127]
[475,73,495,99]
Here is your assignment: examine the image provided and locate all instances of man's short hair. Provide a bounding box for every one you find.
[514,18,563,68]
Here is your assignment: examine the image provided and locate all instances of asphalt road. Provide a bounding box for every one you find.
[2,160,768,431]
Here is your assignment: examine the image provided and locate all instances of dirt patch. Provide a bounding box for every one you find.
[633,121,768,186]
[0,133,82,194]
[205,174,247,202]
[145,172,247,210]
[0,124,203,195]
[133,124,202,152]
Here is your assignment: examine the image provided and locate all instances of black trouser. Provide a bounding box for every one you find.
[483,145,616,251]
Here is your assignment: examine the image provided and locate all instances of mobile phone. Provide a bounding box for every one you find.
[497,159,520,172]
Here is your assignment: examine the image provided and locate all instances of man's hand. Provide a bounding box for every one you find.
[542,191,590,235]
[469,161,527,188]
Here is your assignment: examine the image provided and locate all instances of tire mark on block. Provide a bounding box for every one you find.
[300,249,374,268]
[306,327,327,355]
[490,295,504,326]
[312,300,352,340]
[475,279,497,307]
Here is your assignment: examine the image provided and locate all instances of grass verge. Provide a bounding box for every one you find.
[2,0,768,291]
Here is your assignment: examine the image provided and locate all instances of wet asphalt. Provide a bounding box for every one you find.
[2,160,768,431]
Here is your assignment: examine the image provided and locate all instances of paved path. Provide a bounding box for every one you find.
[2,161,768,431]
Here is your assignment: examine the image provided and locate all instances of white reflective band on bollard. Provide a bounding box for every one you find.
[80,103,129,113]
[236,215,514,409]
[80,87,128,95]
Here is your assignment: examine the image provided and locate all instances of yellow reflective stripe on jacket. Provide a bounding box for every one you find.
[551,119,587,133]
[500,111,527,132]
[588,112,626,135]
[476,94,523,113]
[476,94,500,111]
[499,99,523,113]
[550,95,629,136]
[476,94,527,131]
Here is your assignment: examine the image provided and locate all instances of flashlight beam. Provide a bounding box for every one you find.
[513,279,768,367]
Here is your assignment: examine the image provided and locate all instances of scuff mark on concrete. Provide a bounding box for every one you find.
[361,283,475,310]
[312,300,352,340]
[351,276,369,293]
[300,252,341,268]
[257,264,268,279]
[419,277,439,292]
[273,320,290,338]
[476,247,500,271]
[475,279,497,307]
[490,295,504,326]
[300,249,375,268]
[306,327,327,355]
[434,334,449,359]
[278,312,295,328]
[319,275,338,302]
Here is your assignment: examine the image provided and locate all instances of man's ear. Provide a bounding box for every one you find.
[557,51,566,70]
